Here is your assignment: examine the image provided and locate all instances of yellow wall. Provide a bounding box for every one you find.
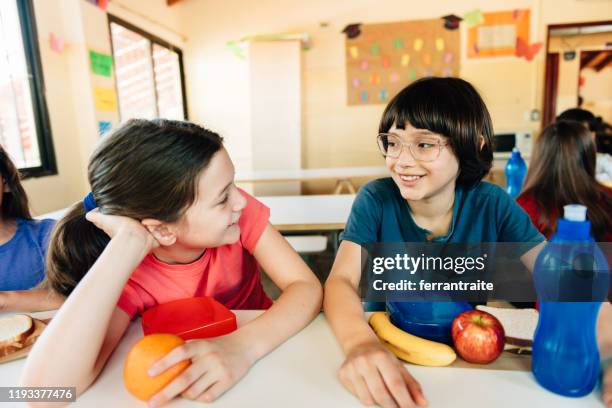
[21,0,612,211]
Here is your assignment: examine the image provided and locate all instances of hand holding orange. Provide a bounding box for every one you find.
[124,333,191,401]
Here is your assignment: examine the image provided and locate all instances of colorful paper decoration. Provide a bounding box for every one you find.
[86,0,108,11]
[345,18,460,105]
[89,50,112,77]
[98,121,112,137]
[49,33,65,54]
[467,9,531,59]
[515,38,542,61]
[413,38,424,51]
[226,40,246,59]
[93,87,117,112]
[463,9,484,27]
[226,32,311,58]
[407,69,417,81]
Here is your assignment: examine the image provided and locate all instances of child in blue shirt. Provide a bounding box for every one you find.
[323,77,611,407]
[0,145,62,311]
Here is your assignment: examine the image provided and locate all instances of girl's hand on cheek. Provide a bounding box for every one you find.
[85,210,159,251]
[147,335,252,407]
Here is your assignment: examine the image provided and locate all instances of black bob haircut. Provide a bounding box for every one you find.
[379,77,494,187]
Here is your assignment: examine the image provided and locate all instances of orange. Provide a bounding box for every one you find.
[123,333,191,401]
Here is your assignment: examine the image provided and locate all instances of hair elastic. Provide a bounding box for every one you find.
[82,192,98,212]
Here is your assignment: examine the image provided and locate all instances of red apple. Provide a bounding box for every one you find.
[451,310,505,364]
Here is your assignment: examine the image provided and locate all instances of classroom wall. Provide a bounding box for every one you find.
[170,0,610,193]
[21,0,612,211]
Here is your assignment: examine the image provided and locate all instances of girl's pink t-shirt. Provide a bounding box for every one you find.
[117,189,273,319]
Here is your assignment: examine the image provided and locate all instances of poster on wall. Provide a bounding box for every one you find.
[345,18,460,106]
[467,9,530,59]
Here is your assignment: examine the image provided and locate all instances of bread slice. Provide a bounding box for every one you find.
[476,305,538,347]
[0,314,34,357]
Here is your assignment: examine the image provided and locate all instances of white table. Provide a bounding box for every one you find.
[259,194,355,232]
[236,166,387,194]
[236,166,388,183]
[0,311,602,407]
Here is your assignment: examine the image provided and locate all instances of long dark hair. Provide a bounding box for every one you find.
[379,77,494,187]
[520,120,612,240]
[0,145,32,220]
[45,119,224,297]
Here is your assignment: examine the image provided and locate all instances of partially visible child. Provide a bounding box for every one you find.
[22,119,322,406]
[557,108,612,182]
[517,120,612,241]
[0,145,63,311]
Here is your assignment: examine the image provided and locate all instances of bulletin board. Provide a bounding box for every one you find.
[467,9,530,58]
[345,18,460,106]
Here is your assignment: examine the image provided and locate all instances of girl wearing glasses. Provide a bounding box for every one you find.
[324,77,550,407]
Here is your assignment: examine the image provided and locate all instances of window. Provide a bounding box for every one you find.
[0,0,56,176]
[108,15,187,122]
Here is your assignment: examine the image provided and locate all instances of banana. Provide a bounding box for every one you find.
[369,312,457,367]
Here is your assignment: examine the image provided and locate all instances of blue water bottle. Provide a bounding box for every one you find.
[505,147,527,199]
[532,204,610,397]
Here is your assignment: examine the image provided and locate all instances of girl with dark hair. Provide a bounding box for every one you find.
[0,145,63,311]
[324,77,550,407]
[22,119,322,405]
[517,120,612,241]
[556,107,612,183]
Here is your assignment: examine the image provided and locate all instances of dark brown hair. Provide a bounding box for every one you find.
[45,119,224,297]
[379,77,494,187]
[520,120,612,240]
[0,145,32,220]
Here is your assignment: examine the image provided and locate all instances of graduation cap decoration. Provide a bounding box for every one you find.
[342,23,362,39]
[442,15,462,30]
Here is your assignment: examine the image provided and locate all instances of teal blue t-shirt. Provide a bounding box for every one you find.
[341,178,544,245]
[341,178,544,310]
